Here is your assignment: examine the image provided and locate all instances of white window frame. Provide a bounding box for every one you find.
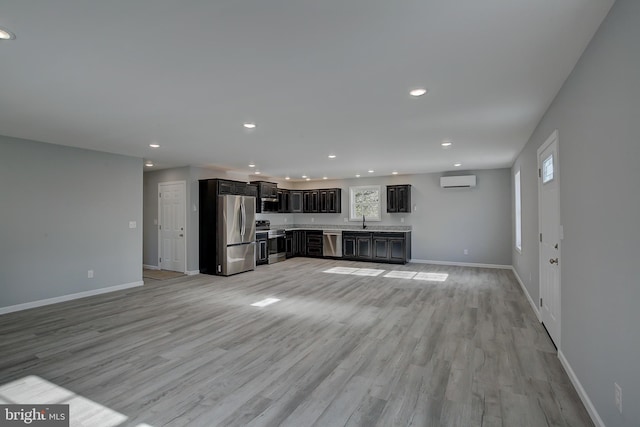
[514,169,522,253]
[349,185,382,221]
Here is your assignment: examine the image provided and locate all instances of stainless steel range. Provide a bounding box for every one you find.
[255,220,286,264]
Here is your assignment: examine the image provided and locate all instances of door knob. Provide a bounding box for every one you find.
[179,234,184,237]
[549,258,558,264]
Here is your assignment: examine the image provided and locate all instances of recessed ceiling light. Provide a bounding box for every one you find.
[306,178,311,181]
[355,174,360,178]
[149,143,160,148]
[368,170,374,173]
[243,123,256,129]
[409,88,428,97]
[255,171,261,174]
[145,162,154,167]
[323,177,328,180]
[301,175,307,179]
[285,176,290,180]
[454,163,462,167]
[392,171,398,175]
[328,154,336,159]
[248,163,256,168]
[441,141,453,148]
[0,27,16,40]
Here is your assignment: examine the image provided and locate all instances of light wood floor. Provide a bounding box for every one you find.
[0,258,592,427]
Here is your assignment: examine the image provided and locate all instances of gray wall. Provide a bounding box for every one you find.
[512,0,640,425]
[0,135,143,309]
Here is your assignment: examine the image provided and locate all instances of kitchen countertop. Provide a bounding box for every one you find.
[279,224,412,233]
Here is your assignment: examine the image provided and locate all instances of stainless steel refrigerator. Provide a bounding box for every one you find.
[217,195,256,276]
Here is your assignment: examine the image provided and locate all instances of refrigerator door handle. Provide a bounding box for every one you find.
[240,200,246,238]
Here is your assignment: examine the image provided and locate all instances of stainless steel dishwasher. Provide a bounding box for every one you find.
[323,230,342,257]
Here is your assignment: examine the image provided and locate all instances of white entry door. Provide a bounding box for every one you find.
[538,131,561,347]
[159,181,186,273]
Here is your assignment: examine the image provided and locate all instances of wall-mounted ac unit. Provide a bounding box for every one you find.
[440,175,477,188]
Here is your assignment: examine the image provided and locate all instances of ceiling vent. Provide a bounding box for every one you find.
[440,175,477,188]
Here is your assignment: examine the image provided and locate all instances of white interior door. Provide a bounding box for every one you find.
[538,131,561,347]
[159,181,186,273]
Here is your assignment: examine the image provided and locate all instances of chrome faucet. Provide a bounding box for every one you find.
[362,215,367,229]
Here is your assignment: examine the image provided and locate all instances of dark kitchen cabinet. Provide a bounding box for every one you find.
[342,232,372,261]
[251,181,278,199]
[256,232,269,265]
[356,235,372,260]
[285,231,294,258]
[216,179,257,197]
[372,233,408,263]
[305,231,323,257]
[290,230,306,256]
[278,189,290,213]
[319,189,341,213]
[303,190,319,213]
[290,191,303,213]
[387,185,411,213]
[343,234,356,258]
[344,231,411,264]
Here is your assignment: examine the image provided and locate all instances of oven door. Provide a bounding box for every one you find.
[268,233,286,263]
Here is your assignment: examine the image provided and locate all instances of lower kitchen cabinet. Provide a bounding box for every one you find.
[256,232,269,265]
[286,229,410,264]
[343,232,372,261]
[285,231,294,258]
[344,231,410,264]
[373,233,408,263]
[294,230,306,257]
[305,231,323,257]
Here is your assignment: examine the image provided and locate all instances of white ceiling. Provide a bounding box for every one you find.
[0,0,614,181]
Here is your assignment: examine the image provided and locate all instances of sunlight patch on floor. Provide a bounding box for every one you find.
[413,272,449,282]
[383,271,417,279]
[0,375,153,427]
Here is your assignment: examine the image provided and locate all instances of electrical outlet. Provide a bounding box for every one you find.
[615,382,622,413]
[463,249,469,255]
[88,270,94,279]
[129,221,137,229]
[344,217,348,222]
[284,217,288,223]
[400,217,405,223]
[311,217,314,223]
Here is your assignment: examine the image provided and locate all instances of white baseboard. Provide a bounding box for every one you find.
[0,281,144,315]
[511,267,541,322]
[143,264,160,270]
[185,270,200,276]
[409,259,511,270]
[558,350,605,427]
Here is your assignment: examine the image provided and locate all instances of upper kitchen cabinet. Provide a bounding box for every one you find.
[319,188,341,213]
[216,179,257,197]
[304,188,341,213]
[303,190,319,213]
[277,188,290,213]
[251,181,278,199]
[290,191,304,213]
[387,185,411,213]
